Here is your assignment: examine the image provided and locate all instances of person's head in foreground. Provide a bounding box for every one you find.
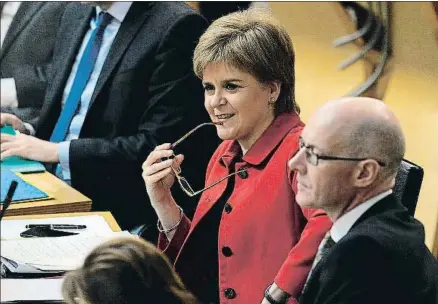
[193,8,299,153]
[62,237,197,304]
[288,97,405,219]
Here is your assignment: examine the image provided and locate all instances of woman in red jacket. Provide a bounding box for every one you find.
[142,9,331,304]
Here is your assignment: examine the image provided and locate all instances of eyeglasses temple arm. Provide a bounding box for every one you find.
[191,169,247,196]
[171,122,219,149]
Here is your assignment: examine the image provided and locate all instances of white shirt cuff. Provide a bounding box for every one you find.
[23,122,36,136]
[1,78,18,108]
[58,141,72,180]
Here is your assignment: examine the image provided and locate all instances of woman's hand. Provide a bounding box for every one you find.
[142,143,184,209]
[142,143,185,238]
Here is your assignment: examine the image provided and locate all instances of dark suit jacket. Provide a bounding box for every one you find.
[34,2,218,232]
[299,194,438,304]
[0,2,67,122]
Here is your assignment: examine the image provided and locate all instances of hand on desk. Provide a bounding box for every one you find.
[0,113,27,133]
[1,132,59,163]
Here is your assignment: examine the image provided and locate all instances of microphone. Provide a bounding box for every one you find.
[0,181,18,221]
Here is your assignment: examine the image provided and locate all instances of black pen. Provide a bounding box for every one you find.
[25,224,87,230]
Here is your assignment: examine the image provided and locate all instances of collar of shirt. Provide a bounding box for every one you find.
[1,2,21,17]
[96,1,132,23]
[220,112,302,167]
[1,1,21,48]
[330,189,393,242]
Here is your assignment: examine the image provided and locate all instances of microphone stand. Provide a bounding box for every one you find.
[1,181,18,278]
[0,181,18,221]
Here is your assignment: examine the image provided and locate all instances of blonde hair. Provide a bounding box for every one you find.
[193,8,299,116]
[62,237,197,304]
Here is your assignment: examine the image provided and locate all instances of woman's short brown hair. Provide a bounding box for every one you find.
[193,8,299,116]
[62,237,197,304]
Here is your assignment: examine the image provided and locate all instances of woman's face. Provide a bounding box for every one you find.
[202,62,279,152]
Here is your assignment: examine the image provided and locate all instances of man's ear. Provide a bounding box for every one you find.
[353,160,381,188]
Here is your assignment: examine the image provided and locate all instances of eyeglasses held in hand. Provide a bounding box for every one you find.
[170,122,247,197]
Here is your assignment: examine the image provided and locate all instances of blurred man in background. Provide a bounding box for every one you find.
[1,1,67,123]
[1,2,218,235]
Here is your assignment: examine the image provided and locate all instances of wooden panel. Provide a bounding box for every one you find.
[185,2,199,12]
[270,2,438,255]
[391,2,438,72]
[3,211,121,232]
[2,172,91,216]
[383,2,438,257]
[269,2,372,121]
[384,67,438,256]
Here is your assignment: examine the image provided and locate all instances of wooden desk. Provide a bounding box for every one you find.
[3,172,92,217]
[3,211,120,232]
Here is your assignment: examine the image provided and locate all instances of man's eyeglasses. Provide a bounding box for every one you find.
[170,122,247,197]
[298,138,386,167]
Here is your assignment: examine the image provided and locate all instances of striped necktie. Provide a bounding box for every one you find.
[303,231,336,289]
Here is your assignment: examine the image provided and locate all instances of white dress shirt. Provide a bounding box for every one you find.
[330,189,393,242]
[1,1,21,108]
[56,2,132,180]
[0,1,21,47]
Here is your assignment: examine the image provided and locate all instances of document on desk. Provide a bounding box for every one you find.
[0,125,46,173]
[0,214,114,240]
[1,169,49,203]
[1,231,133,271]
[1,278,64,302]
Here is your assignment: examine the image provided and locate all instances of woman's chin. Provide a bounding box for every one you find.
[296,193,314,209]
[217,129,236,141]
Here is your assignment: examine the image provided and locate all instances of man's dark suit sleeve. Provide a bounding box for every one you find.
[68,13,208,174]
[1,2,66,112]
[313,237,394,304]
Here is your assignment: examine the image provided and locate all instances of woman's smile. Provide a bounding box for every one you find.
[215,113,236,125]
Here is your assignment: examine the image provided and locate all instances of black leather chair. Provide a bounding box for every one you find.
[393,159,424,216]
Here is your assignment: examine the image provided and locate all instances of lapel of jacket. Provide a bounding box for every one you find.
[189,173,229,231]
[87,3,153,110]
[187,151,236,232]
[0,2,44,59]
[36,5,94,140]
[302,194,399,297]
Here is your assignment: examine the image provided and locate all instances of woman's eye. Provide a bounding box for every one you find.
[203,84,214,93]
[225,83,239,91]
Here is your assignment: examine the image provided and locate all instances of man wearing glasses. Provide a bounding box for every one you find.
[291,97,438,304]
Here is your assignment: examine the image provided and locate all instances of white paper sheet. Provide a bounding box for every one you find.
[1,231,133,271]
[0,278,64,302]
[0,215,114,240]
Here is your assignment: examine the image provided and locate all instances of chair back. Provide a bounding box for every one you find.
[393,159,424,216]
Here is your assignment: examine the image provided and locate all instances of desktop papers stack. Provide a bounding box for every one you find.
[1,278,65,303]
[1,232,132,275]
[0,215,133,277]
[1,169,50,203]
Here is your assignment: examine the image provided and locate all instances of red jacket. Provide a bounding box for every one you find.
[159,113,332,303]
